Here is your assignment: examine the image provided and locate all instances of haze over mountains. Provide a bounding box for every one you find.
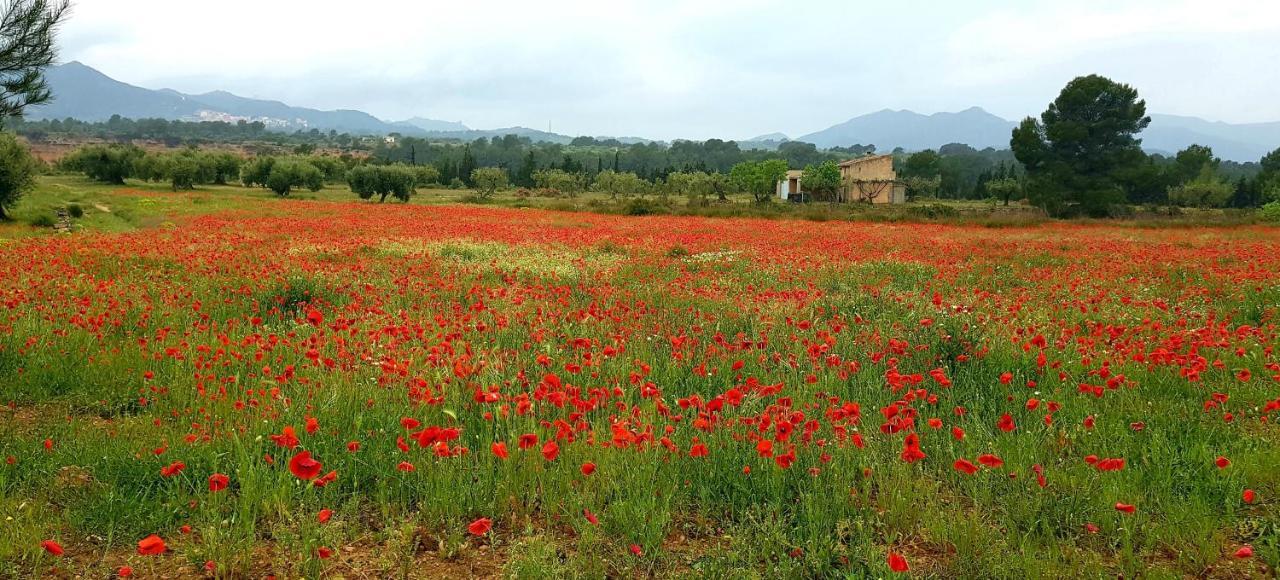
[27,62,1280,162]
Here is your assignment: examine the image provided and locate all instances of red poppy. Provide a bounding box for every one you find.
[306,309,324,326]
[630,544,643,557]
[583,509,600,525]
[208,473,229,492]
[160,461,186,478]
[118,566,133,577]
[137,534,166,555]
[997,413,1016,433]
[581,462,596,476]
[318,508,333,524]
[1215,456,1231,469]
[491,442,509,459]
[900,433,925,463]
[288,450,323,480]
[317,546,334,559]
[397,461,415,472]
[41,540,64,556]
[1096,458,1125,471]
[953,459,979,475]
[888,552,909,572]
[1243,489,1256,504]
[977,454,1004,468]
[541,440,559,461]
[270,426,300,449]
[518,433,538,449]
[468,517,493,535]
[1114,502,1136,514]
[1234,545,1253,559]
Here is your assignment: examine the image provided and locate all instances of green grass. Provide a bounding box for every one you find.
[0,176,1276,577]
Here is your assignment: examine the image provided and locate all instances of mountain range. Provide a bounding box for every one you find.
[25,62,1280,161]
[794,108,1280,161]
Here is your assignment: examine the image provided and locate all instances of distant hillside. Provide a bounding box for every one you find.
[26,63,1280,159]
[799,107,1278,161]
[1143,114,1280,161]
[395,117,470,133]
[27,62,461,136]
[418,126,575,145]
[32,61,203,121]
[799,107,1017,152]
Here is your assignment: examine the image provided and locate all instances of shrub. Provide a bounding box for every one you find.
[413,166,441,189]
[66,204,84,218]
[0,133,39,219]
[624,198,657,216]
[60,144,144,184]
[1260,201,1280,223]
[28,213,56,228]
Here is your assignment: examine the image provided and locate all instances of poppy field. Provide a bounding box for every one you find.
[1,195,1279,578]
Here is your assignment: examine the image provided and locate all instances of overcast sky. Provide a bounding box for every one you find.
[59,0,1280,140]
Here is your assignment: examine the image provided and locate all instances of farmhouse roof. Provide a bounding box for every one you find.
[837,154,893,168]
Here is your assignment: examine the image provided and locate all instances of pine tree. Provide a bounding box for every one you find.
[0,0,70,124]
[459,146,477,186]
[516,150,537,187]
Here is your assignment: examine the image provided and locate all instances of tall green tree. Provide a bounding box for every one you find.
[1259,148,1280,203]
[900,150,942,179]
[0,0,70,124]
[800,161,842,202]
[729,159,788,203]
[458,145,477,186]
[1170,144,1219,186]
[1011,75,1151,217]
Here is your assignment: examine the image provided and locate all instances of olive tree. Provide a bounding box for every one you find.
[347,165,416,202]
[61,144,143,184]
[471,167,508,198]
[265,159,323,197]
[594,169,646,199]
[532,168,585,197]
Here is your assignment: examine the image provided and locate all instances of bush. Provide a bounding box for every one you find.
[623,198,658,216]
[0,133,39,219]
[413,166,441,189]
[1260,201,1280,223]
[28,213,56,228]
[60,144,144,184]
[905,204,960,220]
[66,203,84,218]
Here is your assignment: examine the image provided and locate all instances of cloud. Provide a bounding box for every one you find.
[56,0,1280,138]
